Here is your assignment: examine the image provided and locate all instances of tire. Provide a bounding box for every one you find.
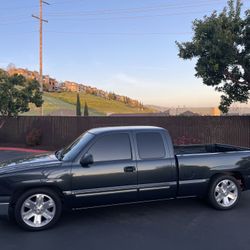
[208,175,241,210]
[14,188,62,231]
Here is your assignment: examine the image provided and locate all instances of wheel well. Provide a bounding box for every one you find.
[210,172,245,190]
[10,185,65,206]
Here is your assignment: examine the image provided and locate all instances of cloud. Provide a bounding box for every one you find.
[112,73,139,85]
[127,65,167,71]
[93,61,103,67]
[0,62,8,68]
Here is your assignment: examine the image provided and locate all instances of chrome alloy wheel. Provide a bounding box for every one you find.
[21,194,56,228]
[214,179,238,208]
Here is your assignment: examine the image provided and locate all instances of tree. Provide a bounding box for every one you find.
[176,0,250,113]
[139,102,144,111]
[0,69,43,127]
[108,92,116,100]
[84,102,89,116]
[76,93,81,116]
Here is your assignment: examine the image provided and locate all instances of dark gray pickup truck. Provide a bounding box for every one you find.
[0,126,250,231]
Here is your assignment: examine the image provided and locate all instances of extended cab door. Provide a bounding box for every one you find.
[134,130,177,201]
[70,132,138,208]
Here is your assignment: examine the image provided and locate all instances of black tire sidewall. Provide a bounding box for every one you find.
[208,175,241,210]
[14,188,62,231]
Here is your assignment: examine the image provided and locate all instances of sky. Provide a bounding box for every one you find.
[0,0,249,107]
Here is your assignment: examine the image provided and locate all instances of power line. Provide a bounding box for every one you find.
[49,0,224,7]
[1,0,248,12]
[51,0,88,5]
[0,31,38,35]
[42,0,222,22]
[45,31,192,36]
[0,28,192,37]
[0,0,241,22]
[0,4,38,11]
[0,6,217,26]
[47,10,214,22]
[0,5,217,25]
[0,20,33,25]
[46,0,224,17]
[0,14,30,20]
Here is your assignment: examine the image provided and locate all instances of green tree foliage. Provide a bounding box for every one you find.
[76,93,81,116]
[108,92,117,101]
[84,101,89,116]
[0,69,43,126]
[176,0,250,113]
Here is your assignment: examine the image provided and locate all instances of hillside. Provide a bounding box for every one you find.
[3,67,156,116]
[26,92,155,116]
[6,67,148,111]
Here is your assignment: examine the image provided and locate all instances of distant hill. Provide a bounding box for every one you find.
[2,66,156,116]
[145,105,170,112]
[26,92,155,116]
[5,66,149,112]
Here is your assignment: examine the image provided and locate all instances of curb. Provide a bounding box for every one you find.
[0,147,49,153]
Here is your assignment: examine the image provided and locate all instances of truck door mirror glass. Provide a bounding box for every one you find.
[80,154,94,167]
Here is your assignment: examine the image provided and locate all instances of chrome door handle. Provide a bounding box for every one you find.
[124,166,136,173]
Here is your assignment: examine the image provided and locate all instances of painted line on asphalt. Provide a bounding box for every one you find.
[0,147,49,153]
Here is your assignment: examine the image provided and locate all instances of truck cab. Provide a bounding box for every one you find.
[67,126,178,208]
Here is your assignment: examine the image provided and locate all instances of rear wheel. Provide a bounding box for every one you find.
[14,188,62,231]
[208,175,241,210]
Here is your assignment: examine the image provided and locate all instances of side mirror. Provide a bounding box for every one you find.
[80,154,94,167]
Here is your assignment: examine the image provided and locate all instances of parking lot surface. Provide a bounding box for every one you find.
[1,150,250,250]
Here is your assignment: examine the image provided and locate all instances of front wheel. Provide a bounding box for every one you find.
[208,175,241,210]
[14,188,62,231]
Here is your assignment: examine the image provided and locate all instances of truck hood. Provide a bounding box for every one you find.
[0,153,61,174]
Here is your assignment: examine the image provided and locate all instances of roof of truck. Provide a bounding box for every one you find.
[88,126,165,135]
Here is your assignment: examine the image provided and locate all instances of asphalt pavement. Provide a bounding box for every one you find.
[1,150,250,250]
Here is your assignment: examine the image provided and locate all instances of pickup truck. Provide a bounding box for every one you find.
[0,126,250,231]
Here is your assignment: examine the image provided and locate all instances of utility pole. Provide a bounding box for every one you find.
[32,0,49,116]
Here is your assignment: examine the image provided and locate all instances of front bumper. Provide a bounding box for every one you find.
[0,196,10,217]
[0,203,9,217]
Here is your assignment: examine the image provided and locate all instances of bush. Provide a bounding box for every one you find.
[26,128,42,146]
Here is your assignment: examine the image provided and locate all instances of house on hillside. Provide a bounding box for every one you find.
[62,81,79,92]
[8,68,40,81]
[43,75,58,92]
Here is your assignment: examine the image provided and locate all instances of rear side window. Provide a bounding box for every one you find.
[88,133,132,162]
[136,132,166,159]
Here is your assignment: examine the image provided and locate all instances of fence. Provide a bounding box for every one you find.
[0,116,250,149]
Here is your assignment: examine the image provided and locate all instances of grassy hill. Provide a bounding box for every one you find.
[26,92,154,116]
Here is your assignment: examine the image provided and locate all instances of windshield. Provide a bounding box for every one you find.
[57,132,94,161]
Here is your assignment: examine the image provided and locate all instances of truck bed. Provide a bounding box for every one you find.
[174,144,250,155]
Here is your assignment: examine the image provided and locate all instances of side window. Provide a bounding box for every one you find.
[136,132,166,159]
[88,133,132,162]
